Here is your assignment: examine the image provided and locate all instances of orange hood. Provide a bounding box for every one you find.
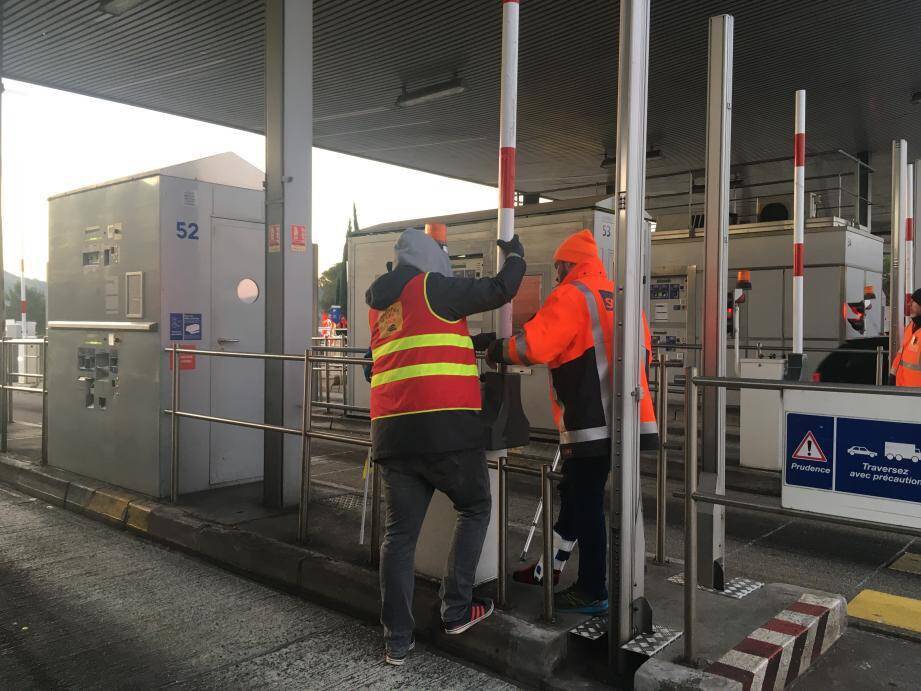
[553,229,599,265]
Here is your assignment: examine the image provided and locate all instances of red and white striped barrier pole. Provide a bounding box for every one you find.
[790,90,806,377]
[19,258,26,335]
[906,163,915,317]
[496,0,519,339]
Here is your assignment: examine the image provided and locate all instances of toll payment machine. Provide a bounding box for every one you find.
[46,153,266,498]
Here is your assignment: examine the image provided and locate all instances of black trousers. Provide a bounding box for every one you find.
[555,455,611,599]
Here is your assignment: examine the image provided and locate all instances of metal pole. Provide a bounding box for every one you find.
[0,338,6,452]
[541,463,555,623]
[496,0,519,338]
[890,140,907,362]
[297,350,313,543]
[610,0,652,664]
[40,338,48,464]
[914,159,921,308]
[698,14,733,592]
[684,366,698,664]
[876,345,884,386]
[170,343,180,503]
[655,351,668,564]
[497,456,509,608]
[521,447,561,558]
[906,163,915,319]
[369,460,382,566]
[790,89,806,378]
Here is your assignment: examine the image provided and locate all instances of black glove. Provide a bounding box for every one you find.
[363,347,373,383]
[497,234,524,260]
[471,332,497,351]
[888,373,897,386]
[486,339,506,367]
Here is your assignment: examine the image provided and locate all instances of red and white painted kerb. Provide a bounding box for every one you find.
[792,90,806,357]
[906,163,914,317]
[706,593,847,691]
[496,0,519,339]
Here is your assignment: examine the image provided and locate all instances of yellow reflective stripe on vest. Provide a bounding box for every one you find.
[372,333,473,360]
[371,362,479,388]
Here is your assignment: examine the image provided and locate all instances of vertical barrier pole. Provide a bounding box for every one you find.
[297,350,313,543]
[698,14,733,592]
[369,460,382,566]
[541,463,555,623]
[0,338,6,452]
[41,338,48,464]
[684,366,699,663]
[610,0,653,664]
[496,0,519,337]
[655,351,668,564]
[497,456,509,608]
[914,159,921,311]
[890,140,907,361]
[876,345,885,386]
[789,90,806,380]
[906,163,915,317]
[170,343,180,504]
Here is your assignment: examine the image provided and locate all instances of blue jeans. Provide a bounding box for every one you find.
[378,449,491,654]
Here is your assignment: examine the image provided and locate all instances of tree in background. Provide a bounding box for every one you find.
[5,282,46,335]
[318,203,359,316]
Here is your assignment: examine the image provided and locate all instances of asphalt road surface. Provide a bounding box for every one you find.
[0,482,518,690]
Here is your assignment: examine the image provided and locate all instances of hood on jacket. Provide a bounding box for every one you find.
[556,232,606,286]
[365,228,453,310]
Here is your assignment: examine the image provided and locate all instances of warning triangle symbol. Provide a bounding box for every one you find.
[792,431,828,462]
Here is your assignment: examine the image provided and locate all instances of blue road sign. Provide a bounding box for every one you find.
[785,413,835,490]
[836,417,921,503]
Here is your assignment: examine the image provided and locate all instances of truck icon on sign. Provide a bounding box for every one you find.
[884,442,921,462]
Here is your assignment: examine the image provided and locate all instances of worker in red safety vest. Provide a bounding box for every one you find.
[485,229,657,615]
[891,288,921,387]
[366,227,525,665]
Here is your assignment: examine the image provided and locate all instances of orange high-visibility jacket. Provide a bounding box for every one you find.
[497,253,658,458]
[891,322,921,387]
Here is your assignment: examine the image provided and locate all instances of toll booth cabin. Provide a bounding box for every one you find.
[348,197,883,433]
[46,153,266,499]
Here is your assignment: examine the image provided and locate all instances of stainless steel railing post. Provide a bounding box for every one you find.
[875,345,884,386]
[40,338,48,465]
[497,455,509,608]
[541,463,555,623]
[298,350,313,543]
[0,337,7,453]
[170,343,181,504]
[684,366,698,663]
[369,460,382,566]
[655,351,668,564]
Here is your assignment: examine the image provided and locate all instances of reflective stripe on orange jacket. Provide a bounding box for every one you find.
[892,322,921,387]
[500,254,658,458]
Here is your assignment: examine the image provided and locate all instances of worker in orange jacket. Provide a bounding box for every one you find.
[891,288,921,387]
[486,229,657,614]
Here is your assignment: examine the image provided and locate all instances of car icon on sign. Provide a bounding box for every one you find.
[847,445,877,458]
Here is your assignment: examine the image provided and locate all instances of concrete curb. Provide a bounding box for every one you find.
[705,592,847,690]
[634,658,743,690]
[0,455,566,687]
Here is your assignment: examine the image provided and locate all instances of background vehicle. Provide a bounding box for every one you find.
[814,337,888,384]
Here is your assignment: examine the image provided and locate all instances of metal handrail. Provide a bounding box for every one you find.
[0,336,48,464]
[682,366,921,661]
[655,342,884,356]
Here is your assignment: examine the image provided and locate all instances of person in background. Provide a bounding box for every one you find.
[891,288,921,387]
[485,229,657,615]
[366,228,525,665]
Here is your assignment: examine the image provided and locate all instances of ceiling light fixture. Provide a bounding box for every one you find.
[99,0,144,17]
[396,76,466,108]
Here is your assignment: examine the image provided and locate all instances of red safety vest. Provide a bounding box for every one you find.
[892,322,921,387]
[369,273,481,420]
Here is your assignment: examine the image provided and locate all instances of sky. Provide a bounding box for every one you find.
[0,79,499,279]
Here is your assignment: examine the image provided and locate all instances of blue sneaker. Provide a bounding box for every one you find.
[554,585,608,615]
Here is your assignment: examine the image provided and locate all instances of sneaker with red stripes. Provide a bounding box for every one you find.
[443,597,494,635]
[512,562,560,586]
